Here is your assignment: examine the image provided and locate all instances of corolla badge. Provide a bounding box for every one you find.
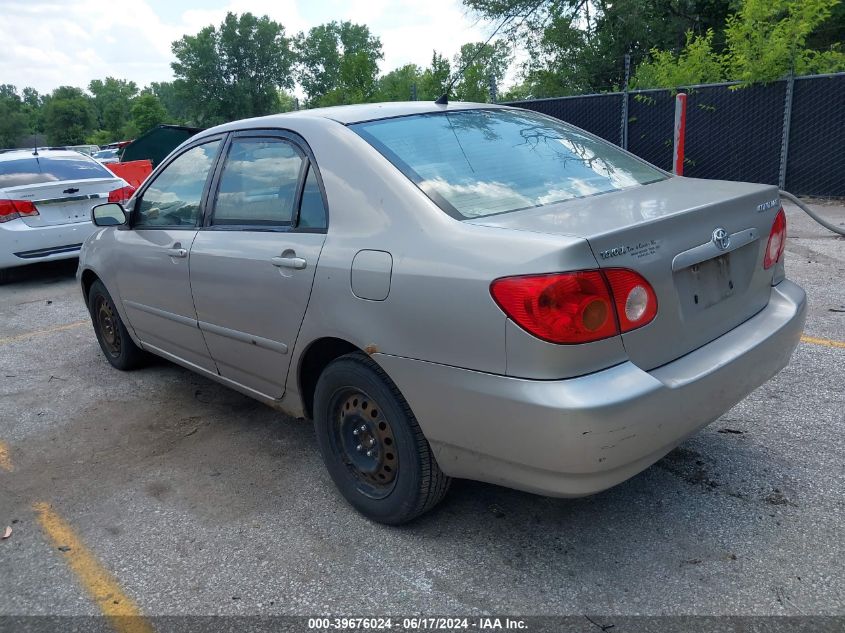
[712,227,731,251]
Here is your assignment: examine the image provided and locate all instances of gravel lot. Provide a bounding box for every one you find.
[1,201,843,620]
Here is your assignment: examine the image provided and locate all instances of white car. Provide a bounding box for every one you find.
[92,148,120,164]
[0,149,133,283]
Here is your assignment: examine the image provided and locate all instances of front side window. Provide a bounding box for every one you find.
[352,109,665,219]
[211,138,304,227]
[0,154,114,188]
[135,140,221,228]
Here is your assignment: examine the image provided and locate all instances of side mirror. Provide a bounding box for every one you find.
[92,203,127,227]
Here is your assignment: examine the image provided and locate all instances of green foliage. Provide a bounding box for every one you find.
[725,0,845,82]
[148,82,189,124]
[465,0,736,96]
[172,12,295,125]
[88,77,138,138]
[42,86,95,145]
[453,41,511,101]
[633,30,725,88]
[295,21,383,107]
[85,129,115,146]
[418,52,451,100]
[633,0,845,88]
[0,85,30,148]
[375,64,423,101]
[130,92,168,134]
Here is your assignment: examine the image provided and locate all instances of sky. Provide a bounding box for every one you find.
[1,0,512,95]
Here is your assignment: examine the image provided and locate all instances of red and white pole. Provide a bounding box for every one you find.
[673,92,687,176]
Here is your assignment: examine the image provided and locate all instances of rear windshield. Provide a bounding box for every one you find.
[351,109,665,219]
[0,154,114,188]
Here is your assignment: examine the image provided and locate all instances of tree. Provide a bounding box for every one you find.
[633,0,845,88]
[375,64,423,101]
[724,0,845,82]
[632,29,725,88]
[42,86,95,145]
[295,21,383,107]
[464,0,735,96]
[88,77,138,138]
[130,92,168,134]
[0,85,29,148]
[418,52,451,100]
[452,41,511,101]
[149,81,189,124]
[172,12,296,125]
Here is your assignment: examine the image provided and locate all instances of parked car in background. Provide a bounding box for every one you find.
[0,149,133,283]
[77,102,806,524]
[92,148,120,164]
[66,144,100,157]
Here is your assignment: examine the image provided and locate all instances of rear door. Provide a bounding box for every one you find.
[112,138,224,372]
[188,131,328,398]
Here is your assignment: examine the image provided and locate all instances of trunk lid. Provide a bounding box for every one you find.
[3,177,124,227]
[467,176,782,370]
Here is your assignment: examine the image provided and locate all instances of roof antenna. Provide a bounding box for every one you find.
[33,132,39,156]
[434,0,542,105]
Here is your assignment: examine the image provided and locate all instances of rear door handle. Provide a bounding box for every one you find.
[165,247,188,258]
[271,256,307,270]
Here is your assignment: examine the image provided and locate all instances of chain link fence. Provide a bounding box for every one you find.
[508,72,845,197]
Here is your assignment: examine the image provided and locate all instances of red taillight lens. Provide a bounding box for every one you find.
[0,199,39,223]
[604,268,658,332]
[108,185,136,204]
[491,268,658,344]
[490,271,618,344]
[763,208,787,270]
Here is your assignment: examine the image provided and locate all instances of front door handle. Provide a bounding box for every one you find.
[271,256,307,270]
[165,247,188,258]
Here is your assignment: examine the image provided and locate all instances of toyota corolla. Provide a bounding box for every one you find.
[77,102,806,524]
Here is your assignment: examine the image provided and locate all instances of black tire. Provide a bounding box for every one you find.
[0,268,9,285]
[88,279,148,370]
[314,352,451,525]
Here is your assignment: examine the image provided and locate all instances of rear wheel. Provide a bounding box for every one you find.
[314,352,450,524]
[0,269,9,285]
[88,280,148,370]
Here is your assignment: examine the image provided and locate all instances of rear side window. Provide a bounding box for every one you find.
[0,154,114,188]
[135,140,221,228]
[297,165,327,230]
[212,138,305,227]
[352,109,665,219]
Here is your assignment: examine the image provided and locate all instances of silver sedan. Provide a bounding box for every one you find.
[77,102,806,524]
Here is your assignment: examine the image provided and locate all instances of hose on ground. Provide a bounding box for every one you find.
[779,190,845,237]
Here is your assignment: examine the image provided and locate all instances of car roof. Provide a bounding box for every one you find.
[0,148,92,162]
[200,101,510,137]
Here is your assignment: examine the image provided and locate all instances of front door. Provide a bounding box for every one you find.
[113,139,223,372]
[189,133,329,398]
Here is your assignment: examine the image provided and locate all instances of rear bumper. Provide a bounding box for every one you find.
[0,219,96,269]
[374,279,807,497]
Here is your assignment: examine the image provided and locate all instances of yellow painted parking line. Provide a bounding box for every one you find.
[0,441,13,471]
[0,320,88,346]
[33,502,154,633]
[801,335,845,349]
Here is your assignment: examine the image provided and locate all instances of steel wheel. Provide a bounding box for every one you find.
[95,295,121,358]
[329,388,398,499]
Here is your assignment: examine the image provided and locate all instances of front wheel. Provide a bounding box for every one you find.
[313,352,450,524]
[88,280,148,370]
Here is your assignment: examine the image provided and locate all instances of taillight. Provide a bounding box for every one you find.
[490,268,657,344]
[603,268,658,333]
[491,271,617,344]
[763,208,786,269]
[108,185,136,204]
[0,199,39,223]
